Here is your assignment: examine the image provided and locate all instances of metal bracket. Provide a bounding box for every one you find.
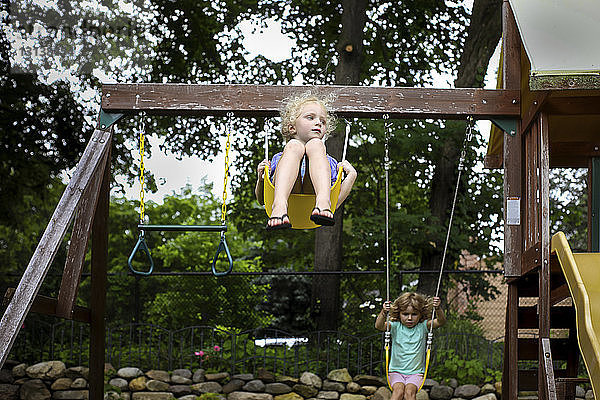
[491,118,518,137]
[98,110,124,130]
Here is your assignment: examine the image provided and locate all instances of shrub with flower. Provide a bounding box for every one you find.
[194,345,224,372]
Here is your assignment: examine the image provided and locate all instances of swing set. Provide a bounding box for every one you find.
[0,83,521,400]
[6,7,600,393]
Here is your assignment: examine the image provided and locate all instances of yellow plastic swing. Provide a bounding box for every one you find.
[262,122,350,229]
[263,164,343,229]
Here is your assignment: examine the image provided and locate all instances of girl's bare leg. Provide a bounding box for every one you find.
[391,383,405,400]
[304,138,332,218]
[270,139,304,227]
[403,384,417,400]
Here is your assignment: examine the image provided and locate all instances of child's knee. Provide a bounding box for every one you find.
[284,139,306,153]
[304,137,326,152]
[404,385,417,400]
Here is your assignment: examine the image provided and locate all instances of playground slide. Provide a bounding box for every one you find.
[551,232,599,396]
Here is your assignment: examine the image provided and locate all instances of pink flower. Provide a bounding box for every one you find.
[213,345,221,352]
[195,351,204,357]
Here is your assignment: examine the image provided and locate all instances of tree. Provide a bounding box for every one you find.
[0,19,90,285]
[417,0,503,295]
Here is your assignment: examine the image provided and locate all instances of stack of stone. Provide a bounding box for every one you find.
[0,360,595,400]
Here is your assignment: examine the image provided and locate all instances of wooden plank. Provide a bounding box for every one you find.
[101,84,520,119]
[503,282,518,400]
[521,241,541,275]
[89,145,111,400]
[56,147,111,319]
[502,0,523,278]
[521,91,550,144]
[3,288,90,323]
[541,338,558,400]
[539,112,551,398]
[0,128,112,368]
[550,284,571,306]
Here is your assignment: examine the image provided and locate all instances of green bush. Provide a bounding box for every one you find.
[430,349,501,385]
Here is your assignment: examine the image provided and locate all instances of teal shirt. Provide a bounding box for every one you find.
[388,320,427,375]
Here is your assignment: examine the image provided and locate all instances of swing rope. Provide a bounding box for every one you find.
[383,116,474,392]
[211,113,234,277]
[128,113,154,276]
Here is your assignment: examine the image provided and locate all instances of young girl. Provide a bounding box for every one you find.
[375,293,446,400]
[254,91,357,230]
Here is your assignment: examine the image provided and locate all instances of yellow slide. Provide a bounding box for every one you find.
[551,232,600,396]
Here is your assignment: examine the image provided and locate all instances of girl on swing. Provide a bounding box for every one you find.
[254,91,357,230]
[375,293,446,400]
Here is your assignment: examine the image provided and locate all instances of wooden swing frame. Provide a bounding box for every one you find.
[4,2,600,398]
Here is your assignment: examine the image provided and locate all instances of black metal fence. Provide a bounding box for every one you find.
[9,319,504,378]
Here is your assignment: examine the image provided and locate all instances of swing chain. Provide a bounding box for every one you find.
[458,116,474,172]
[138,113,147,224]
[221,112,233,226]
[383,114,390,172]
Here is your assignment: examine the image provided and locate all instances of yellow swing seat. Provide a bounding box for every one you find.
[264,165,343,229]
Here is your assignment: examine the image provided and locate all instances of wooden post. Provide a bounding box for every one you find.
[502,1,522,398]
[57,148,110,319]
[502,0,522,278]
[503,282,519,400]
[589,158,600,251]
[538,112,551,400]
[89,141,112,400]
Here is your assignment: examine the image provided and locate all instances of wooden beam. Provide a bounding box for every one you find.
[503,283,519,400]
[539,112,551,399]
[522,241,541,275]
[521,91,550,140]
[101,84,520,119]
[3,288,90,323]
[502,0,523,278]
[56,146,111,319]
[541,338,558,400]
[550,283,571,306]
[0,128,112,369]
[89,145,111,400]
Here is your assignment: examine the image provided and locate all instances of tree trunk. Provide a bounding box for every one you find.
[311,0,368,331]
[417,0,502,296]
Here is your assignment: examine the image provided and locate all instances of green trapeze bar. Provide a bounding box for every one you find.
[138,224,227,232]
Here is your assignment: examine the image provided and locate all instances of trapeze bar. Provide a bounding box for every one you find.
[138,224,227,232]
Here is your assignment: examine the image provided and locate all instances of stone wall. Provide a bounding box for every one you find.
[0,360,594,400]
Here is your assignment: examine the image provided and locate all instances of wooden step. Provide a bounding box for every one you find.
[517,305,575,329]
[3,288,91,323]
[518,338,571,360]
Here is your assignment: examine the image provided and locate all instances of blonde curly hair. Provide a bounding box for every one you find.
[280,90,338,140]
[389,292,433,323]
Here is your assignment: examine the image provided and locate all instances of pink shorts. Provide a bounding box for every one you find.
[389,372,424,388]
